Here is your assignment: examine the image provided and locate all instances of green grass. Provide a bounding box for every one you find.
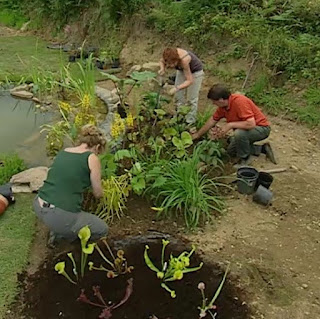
[0,35,67,82]
[0,9,27,28]
[0,194,36,318]
[0,153,26,185]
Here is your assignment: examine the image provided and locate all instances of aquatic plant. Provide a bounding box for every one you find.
[144,239,203,298]
[88,238,133,278]
[54,226,96,283]
[198,265,229,318]
[77,278,133,319]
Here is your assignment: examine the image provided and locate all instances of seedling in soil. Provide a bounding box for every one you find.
[77,278,133,319]
[89,238,134,278]
[144,239,203,298]
[54,225,96,284]
[197,265,229,318]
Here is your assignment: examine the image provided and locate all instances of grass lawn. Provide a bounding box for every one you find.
[0,35,108,83]
[0,193,36,318]
[0,36,67,82]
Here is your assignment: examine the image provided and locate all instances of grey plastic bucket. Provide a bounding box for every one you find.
[237,167,259,195]
[253,185,273,206]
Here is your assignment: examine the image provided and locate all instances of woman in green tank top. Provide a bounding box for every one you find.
[33,125,108,245]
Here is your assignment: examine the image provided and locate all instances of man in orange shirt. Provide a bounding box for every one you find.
[192,84,276,167]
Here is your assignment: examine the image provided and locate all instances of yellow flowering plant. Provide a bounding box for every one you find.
[144,239,203,298]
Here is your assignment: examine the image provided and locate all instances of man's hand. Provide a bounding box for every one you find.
[158,69,165,76]
[219,123,233,137]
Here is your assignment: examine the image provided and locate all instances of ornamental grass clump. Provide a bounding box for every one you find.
[147,148,225,229]
[144,239,203,298]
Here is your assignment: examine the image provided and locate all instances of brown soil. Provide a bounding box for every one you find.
[12,235,251,319]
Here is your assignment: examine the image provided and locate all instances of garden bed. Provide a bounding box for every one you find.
[12,236,250,319]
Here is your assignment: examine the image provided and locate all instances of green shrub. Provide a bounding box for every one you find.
[0,154,26,185]
[0,9,27,28]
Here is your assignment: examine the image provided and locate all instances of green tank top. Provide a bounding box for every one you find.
[39,150,92,212]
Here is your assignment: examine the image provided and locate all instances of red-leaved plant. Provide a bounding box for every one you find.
[77,278,133,318]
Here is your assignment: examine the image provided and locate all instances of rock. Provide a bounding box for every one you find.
[10,167,48,193]
[20,21,31,31]
[10,84,29,92]
[290,165,299,171]
[32,97,41,103]
[293,147,299,153]
[302,284,308,289]
[10,90,33,99]
[142,62,160,71]
[100,68,122,74]
[126,64,142,76]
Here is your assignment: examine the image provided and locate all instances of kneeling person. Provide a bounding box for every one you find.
[192,84,276,166]
[33,125,108,245]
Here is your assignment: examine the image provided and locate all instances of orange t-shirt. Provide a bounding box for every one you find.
[212,94,270,126]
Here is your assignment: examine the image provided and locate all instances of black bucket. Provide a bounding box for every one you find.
[237,167,258,195]
[257,172,273,189]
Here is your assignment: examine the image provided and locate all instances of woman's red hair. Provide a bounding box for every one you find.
[162,48,180,66]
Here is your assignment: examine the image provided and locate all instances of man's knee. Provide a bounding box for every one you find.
[234,129,247,140]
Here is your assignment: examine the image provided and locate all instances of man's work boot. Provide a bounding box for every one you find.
[262,142,277,164]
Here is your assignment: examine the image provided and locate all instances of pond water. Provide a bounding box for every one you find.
[0,92,52,167]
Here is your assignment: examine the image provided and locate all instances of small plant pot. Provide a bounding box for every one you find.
[257,172,273,189]
[116,102,129,119]
[253,185,273,206]
[95,60,105,69]
[111,58,120,68]
[236,166,258,195]
[68,55,76,62]
[0,194,9,216]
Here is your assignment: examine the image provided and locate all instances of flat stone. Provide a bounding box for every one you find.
[10,90,33,99]
[32,97,41,103]
[10,167,48,193]
[142,62,160,71]
[10,84,29,92]
[126,64,142,76]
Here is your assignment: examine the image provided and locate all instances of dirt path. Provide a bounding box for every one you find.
[188,117,320,318]
[120,29,320,318]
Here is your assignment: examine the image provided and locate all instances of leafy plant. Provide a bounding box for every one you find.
[0,153,25,185]
[77,278,133,319]
[95,174,131,223]
[144,239,203,298]
[196,106,213,130]
[195,140,225,169]
[101,71,157,111]
[89,238,134,278]
[198,265,229,318]
[147,148,225,229]
[54,226,96,284]
[61,54,96,106]
[171,131,193,158]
